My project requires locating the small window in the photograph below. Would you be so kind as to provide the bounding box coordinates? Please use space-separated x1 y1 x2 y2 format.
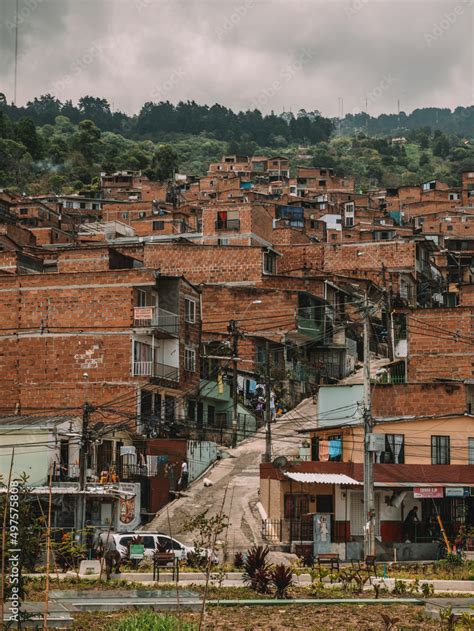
431 435 450 464
218 238 229 246
447 225 453 231
319 180 326 187
153 220 164 231
468 437 474 465
122 212 129 219
263 252 276 274
185 298 196 323
185 347 196 372
139 211 146 219
80 202 86 209
187 400 196 422
19 208 28 215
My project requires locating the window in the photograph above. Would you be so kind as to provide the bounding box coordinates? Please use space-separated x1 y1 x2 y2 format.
122 212 129 219
311 435 342 461
80 202 86 209
153 220 164 231
468 438 474 465
139 211 146 219
65 201 73 209
185 347 196 372
382 434 405 464
316 495 333 513
208 405 215 427
345 216 354 227
19 208 28 215
187 400 196 422
164 396 175 423
431 435 450 464
318 180 326 187
447 225 453 231
263 252 276 274
449 193 460 201
284 494 309 518
218 238 229 246
185 298 197 323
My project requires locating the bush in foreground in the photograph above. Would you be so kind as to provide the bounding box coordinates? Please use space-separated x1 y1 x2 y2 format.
111 611 196 630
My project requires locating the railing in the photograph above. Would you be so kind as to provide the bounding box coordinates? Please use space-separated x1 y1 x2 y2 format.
132 361 179 381
215 218 240 231
262 517 314 543
133 306 179 335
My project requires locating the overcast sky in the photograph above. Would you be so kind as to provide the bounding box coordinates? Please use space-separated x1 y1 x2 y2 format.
0 0 472 117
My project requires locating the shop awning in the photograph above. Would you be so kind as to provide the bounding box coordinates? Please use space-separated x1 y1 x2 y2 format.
284 472 361 485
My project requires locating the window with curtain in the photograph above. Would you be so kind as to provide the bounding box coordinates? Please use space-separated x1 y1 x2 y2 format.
311 435 342 461
383 434 405 463
431 435 450 464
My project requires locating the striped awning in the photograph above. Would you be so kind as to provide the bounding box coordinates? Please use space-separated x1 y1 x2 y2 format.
284 472 361 485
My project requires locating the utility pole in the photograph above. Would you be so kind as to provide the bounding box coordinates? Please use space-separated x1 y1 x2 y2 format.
228 320 240 448
363 289 376 557
382 263 395 361
264 340 272 462
78 401 92 541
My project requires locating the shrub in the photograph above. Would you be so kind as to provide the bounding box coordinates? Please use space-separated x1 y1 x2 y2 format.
271 564 294 598
113 611 196 630
243 545 272 593
233 552 244 569
392 579 407 595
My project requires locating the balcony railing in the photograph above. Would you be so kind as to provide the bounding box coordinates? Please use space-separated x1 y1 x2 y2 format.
133 306 179 335
215 218 240 231
132 361 179 381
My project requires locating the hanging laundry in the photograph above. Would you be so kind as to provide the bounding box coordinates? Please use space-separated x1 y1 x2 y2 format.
319 438 329 461
328 437 342 460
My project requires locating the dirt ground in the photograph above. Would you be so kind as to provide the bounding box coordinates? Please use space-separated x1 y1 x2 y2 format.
72 604 443 630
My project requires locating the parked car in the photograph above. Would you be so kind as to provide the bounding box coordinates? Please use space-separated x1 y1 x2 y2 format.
98 532 194 561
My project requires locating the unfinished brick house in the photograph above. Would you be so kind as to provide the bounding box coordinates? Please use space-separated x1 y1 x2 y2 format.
0 244 201 437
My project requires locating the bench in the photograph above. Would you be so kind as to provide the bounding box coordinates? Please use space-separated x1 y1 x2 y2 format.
153 552 179 582
315 553 340 581
351 555 378 581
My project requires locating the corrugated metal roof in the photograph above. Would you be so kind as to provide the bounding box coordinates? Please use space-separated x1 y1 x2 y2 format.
284 472 361 485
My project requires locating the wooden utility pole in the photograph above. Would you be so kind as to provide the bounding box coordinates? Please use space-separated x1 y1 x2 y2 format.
43 464 54 630
78 402 92 541
363 289 376 557
1 449 15 628
228 320 240 448
264 340 272 463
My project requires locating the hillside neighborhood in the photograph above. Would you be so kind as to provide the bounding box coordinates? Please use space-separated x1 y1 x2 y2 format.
1 156 473 570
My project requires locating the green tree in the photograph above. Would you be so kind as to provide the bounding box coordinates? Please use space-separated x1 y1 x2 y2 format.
16 117 43 160
73 119 101 163
146 144 179 181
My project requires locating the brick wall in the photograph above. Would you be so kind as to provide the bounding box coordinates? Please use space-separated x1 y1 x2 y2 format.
372 383 466 418
406 307 474 381
143 242 265 284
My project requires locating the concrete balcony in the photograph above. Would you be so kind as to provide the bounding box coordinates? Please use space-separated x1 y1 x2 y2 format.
133 306 179 335
132 360 179 382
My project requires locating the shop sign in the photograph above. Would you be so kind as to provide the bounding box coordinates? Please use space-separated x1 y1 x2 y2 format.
413 486 444 499
445 487 470 498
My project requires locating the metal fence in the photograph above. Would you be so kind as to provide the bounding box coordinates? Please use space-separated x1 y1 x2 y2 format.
262 517 314 543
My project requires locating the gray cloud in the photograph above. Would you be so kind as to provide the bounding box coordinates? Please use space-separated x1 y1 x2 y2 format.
0 0 472 116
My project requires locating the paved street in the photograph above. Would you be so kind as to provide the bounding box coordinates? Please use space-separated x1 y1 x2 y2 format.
144 398 315 554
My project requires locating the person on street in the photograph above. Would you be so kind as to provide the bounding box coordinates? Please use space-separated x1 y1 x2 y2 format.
403 505 420 542
179 460 189 491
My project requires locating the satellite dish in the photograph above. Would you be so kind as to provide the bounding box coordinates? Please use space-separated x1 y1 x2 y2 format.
272 456 289 469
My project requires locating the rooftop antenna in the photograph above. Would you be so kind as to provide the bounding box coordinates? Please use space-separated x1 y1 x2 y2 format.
13 0 19 105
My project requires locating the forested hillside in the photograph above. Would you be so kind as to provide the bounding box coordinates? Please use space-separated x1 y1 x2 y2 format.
1 94 473 194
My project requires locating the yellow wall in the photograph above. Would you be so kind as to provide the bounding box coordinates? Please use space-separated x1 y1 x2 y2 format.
313 415 472 464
